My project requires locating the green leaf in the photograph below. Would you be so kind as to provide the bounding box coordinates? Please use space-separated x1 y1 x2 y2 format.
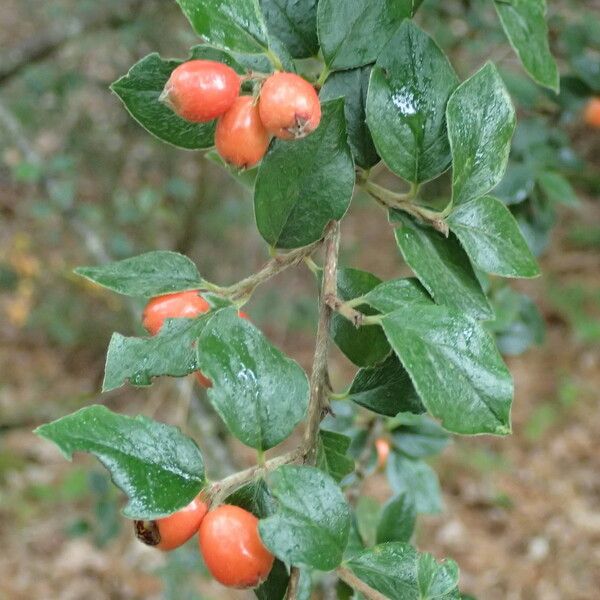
494 0 559 92
197 308 309 450
103 315 213 392
226 479 278 518
260 0 318 58
390 413 450 458
330 268 391 367
111 51 221 150
447 63 516 206
176 0 269 54
356 496 381 548
75 251 204 298
255 560 290 600
392 212 493 320
366 21 459 183
347 543 460 599
316 430 355 482
376 493 416 544
205 150 259 190
537 171 580 207
254 100 355 249
381 305 513 435
362 277 432 314
348 354 425 417
317 0 412 71
386 454 442 514
35 406 205 519
447 196 540 278
320 67 379 169
259 466 351 570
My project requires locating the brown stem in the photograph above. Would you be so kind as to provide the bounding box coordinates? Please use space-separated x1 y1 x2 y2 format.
336 567 390 600
325 294 364 327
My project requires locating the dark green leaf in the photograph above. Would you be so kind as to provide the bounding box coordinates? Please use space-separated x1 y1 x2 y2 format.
75 251 204 298
356 496 381 548
494 0 559 91
226 479 278 518
363 277 432 314
255 560 289 600
254 100 355 248
111 53 215 150
492 162 534 205
103 315 213 392
381 305 513 435
320 66 379 169
197 308 309 450
347 543 460 599
317 0 412 71
386 454 442 514
317 430 355 482
176 0 268 54
537 171 580 207
447 196 540 278
366 21 459 183
348 354 425 417
390 413 450 458
35 406 205 519
376 493 416 543
392 212 493 320
259 465 351 570
260 0 318 58
330 268 391 367
447 63 516 206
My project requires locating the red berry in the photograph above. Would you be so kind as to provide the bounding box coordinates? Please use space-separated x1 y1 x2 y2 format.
160 60 240 123
199 505 274 588
584 97 600 128
258 72 321 140
135 494 209 551
215 96 270 168
142 290 210 336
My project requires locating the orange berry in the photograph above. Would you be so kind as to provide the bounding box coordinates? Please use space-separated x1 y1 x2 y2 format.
584 97 600 128
160 60 240 123
142 290 210 336
258 72 321 139
375 438 390 470
199 505 274 588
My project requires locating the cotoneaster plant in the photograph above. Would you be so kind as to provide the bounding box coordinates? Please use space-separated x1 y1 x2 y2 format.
35 1 561 598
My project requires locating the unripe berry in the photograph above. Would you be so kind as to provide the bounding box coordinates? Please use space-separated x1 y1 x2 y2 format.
142 290 210 336
215 96 270 168
160 60 240 123
584 97 600 128
135 494 209 551
375 438 390 470
199 505 274 588
258 72 321 139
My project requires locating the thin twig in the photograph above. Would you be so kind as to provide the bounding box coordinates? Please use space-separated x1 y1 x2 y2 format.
336 567 389 600
325 294 365 327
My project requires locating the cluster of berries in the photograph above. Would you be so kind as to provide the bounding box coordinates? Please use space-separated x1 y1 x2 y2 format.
161 60 322 168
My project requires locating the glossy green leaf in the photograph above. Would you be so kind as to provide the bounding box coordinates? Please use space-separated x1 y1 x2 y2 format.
197 308 309 450
537 171 580 207
330 268 391 367
75 251 204 297
390 413 450 458
376 493 416 544
493 162 534 205
317 0 413 71
259 466 351 570
320 67 379 169
254 100 354 249
381 305 513 435
348 354 424 417
255 560 290 600
494 0 559 92
226 479 278 518
447 196 540 278
447 63 516 206
176 0 268 54
111 52 217 149
260 0 318 58
347 543 460 599
363 277 432 314
366 22 459 183
386 453 442 514
392 212 493 320
317 430 355 482
35 405 205 519
103 315 213 392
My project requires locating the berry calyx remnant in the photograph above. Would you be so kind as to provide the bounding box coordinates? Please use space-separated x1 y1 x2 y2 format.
258 72 321 140
160 60 240 123
215 96 271 169
198 504 274 588
134 494 209 551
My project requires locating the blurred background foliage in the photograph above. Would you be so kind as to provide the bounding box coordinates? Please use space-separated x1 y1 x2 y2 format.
0 0 599 599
